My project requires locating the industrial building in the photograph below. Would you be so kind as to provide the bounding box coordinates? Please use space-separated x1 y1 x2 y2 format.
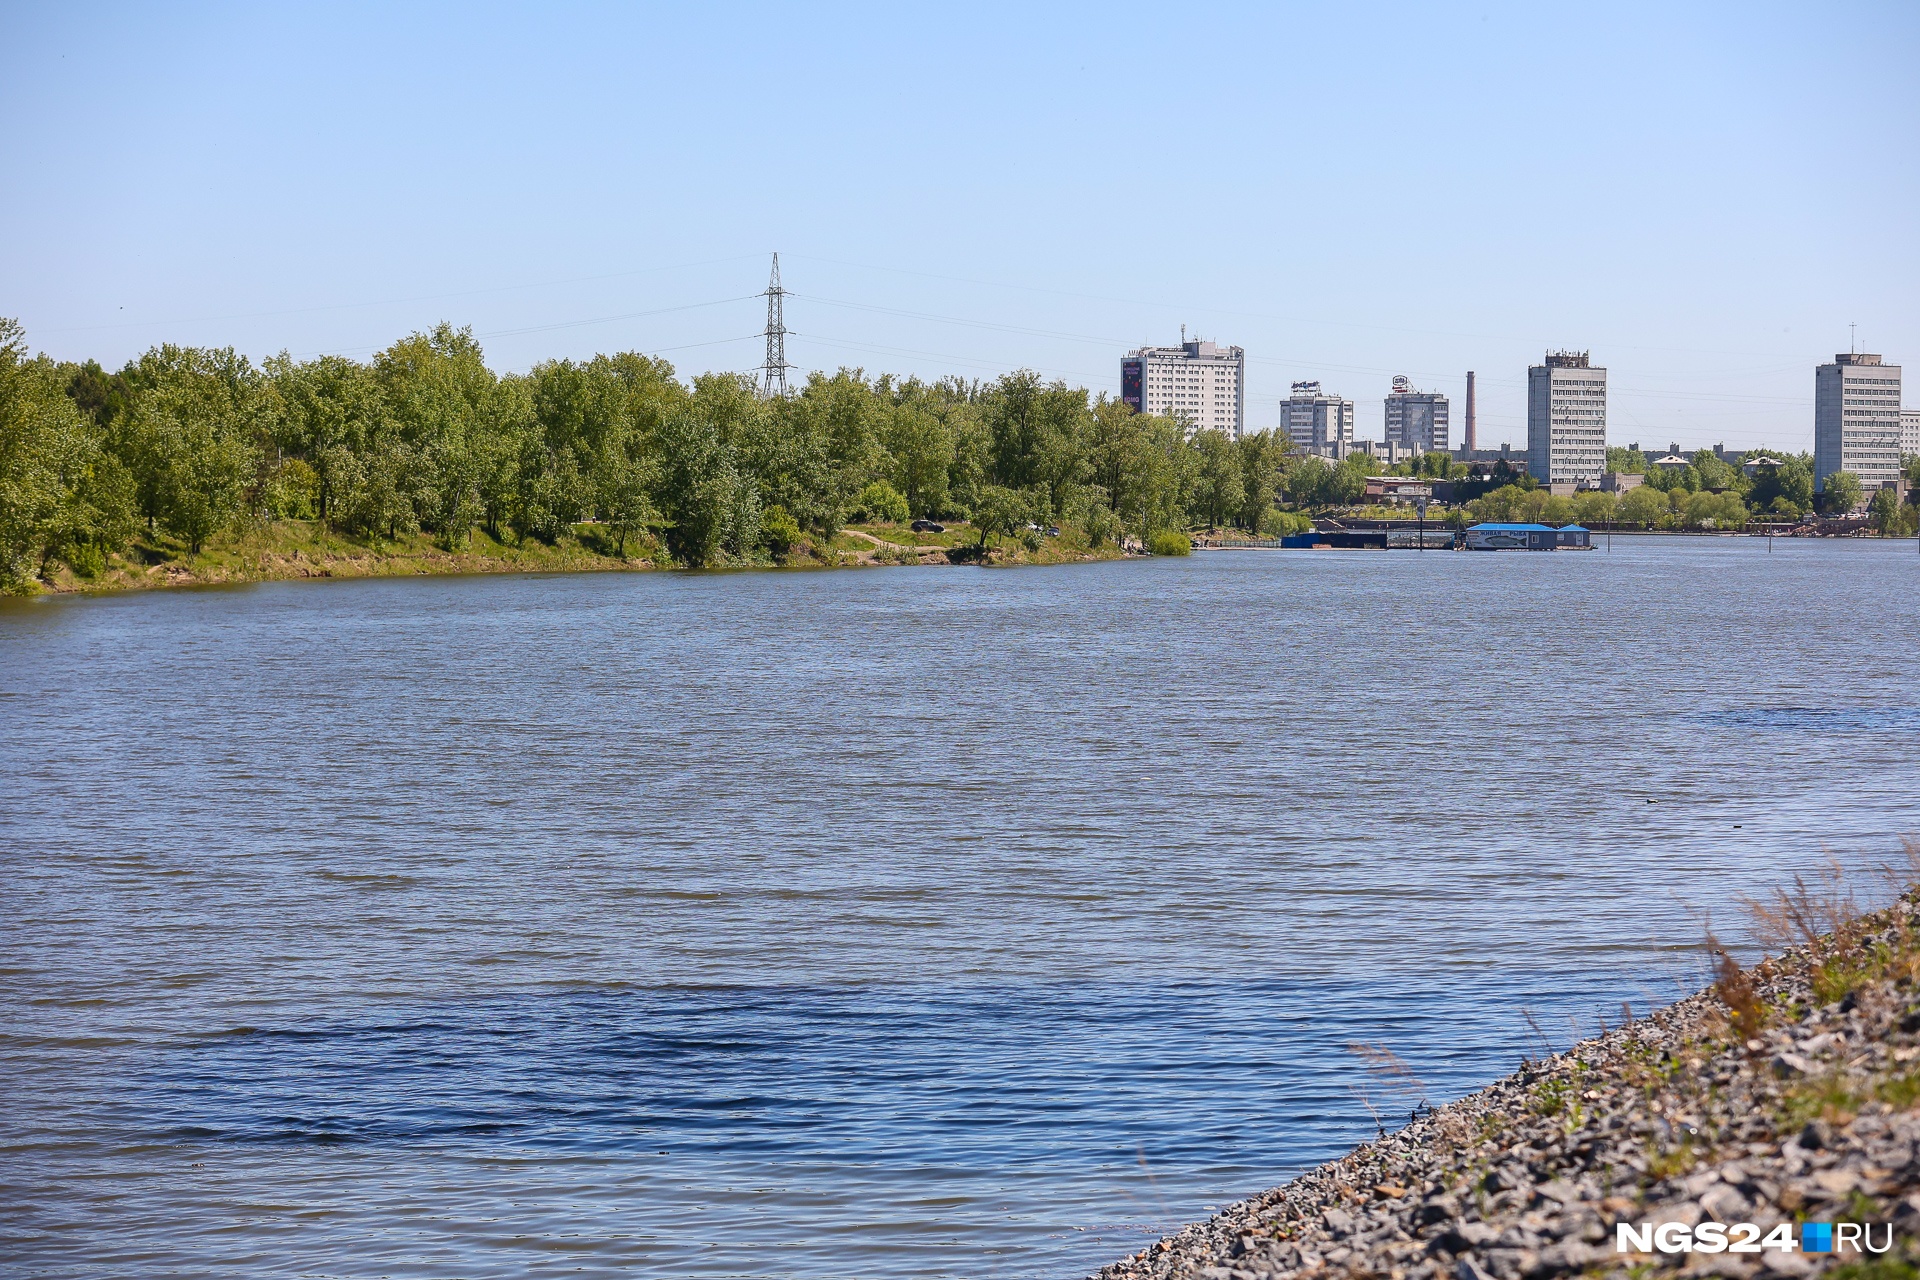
1526 352 1607 488
1383 376 1449 453
1121 337 1246 438
1815 353 1903 496
1281 381 1355 454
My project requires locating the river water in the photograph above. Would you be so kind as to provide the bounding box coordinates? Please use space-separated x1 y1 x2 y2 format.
3 536 1917 1279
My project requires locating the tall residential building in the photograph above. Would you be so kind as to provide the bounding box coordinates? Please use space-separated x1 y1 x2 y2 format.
1383 375 1450 453
1526 351 1607 487
1903 408 1920 459
1815 353 1903 493
1280 381 1355 453
1120 338 1246 438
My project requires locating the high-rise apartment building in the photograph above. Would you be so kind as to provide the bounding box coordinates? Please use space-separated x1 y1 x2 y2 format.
1526 351 1607 488
1383 375 1449 453
1815 354 1904 494
1280 381 1355 453
1902 408 1920 460
1121 338 1245 438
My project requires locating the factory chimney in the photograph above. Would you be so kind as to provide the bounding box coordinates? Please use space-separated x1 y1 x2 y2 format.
1464 371 1477 454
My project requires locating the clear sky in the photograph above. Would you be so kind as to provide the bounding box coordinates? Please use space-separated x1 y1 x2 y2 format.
3 1 1916 452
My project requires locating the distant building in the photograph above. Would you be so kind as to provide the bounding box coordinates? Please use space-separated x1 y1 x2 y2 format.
1363 476 1433 504
1527 351 1607 488
1814 353 1902 493
1121 338 1246 438
1903 408 1920 459
1648 453 1692 473
1328 440 1420 465
1383 376 1450 453
1282 381 1355 453
1598 471 1644 494
1457 443 1526 468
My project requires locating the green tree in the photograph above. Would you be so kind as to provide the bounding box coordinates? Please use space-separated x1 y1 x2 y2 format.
1283 455 1335 508
754 370 876 539
1471 484 1517 523
0 320 131 588
1746 456 1813 515
1869 486 1901 535
120 345 269 553
1189 429 1243 530
877 382 955 518
761 504 803 558
1820 470 1864 516
654 408 754 567
1147 529 1192 556
269 353 389 524
853 480 909 524
1087 398 1153 526
1235 431 1286 529
970 484 1031 547
62 359 134 431
338 439 421 541
1082 500 1121 547
1329 454 1370 506
1571 489 1618 527
978 371 1091 519
1605 446 1649 474
1132 415 1197 535
1690 449 1743 494
1618 485 1668 527
1683 489 1746 530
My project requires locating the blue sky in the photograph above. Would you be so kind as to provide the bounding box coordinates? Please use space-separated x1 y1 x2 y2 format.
2 1 1915 451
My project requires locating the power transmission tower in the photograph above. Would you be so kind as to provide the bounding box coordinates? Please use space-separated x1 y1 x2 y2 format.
760 253 792 398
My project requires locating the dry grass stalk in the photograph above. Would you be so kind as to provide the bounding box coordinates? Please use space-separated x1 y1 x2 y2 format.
1741 857 1860 955
1346 1042 1430 1137
1708 936 1766 1046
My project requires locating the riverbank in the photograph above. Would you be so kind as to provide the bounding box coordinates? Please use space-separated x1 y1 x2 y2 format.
28 518 1128 595
1094 871 1920 1280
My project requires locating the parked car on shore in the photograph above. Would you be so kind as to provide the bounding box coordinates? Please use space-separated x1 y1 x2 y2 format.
910 520 945 533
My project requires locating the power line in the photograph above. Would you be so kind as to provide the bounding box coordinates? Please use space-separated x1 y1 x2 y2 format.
37 253 768 336
784 251 1824 362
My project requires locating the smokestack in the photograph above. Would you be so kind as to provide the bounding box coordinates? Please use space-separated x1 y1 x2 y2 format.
1464 371 1477 454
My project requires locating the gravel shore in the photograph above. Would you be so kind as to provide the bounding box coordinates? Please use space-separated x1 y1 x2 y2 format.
1093 885 1920 1279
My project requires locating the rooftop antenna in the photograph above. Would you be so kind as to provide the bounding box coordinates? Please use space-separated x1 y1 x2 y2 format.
760 253 792 399
1849 322 1857 355
1181 323 1187 344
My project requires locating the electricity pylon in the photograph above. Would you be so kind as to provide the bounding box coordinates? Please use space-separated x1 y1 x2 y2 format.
760 253 792 398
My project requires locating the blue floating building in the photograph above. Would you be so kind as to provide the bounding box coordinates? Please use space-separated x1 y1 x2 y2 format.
1464 523 1592 551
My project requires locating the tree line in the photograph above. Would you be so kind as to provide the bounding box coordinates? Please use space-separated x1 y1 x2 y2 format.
12 318 1914 592
2 319 1336 591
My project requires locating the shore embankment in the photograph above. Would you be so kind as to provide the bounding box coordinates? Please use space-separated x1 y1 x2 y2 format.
29 519 1127 595
1094 881 1920 1280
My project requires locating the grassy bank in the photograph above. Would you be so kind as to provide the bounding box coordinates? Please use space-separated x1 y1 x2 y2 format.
32 517 1130 595
1097 861 1920 1280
